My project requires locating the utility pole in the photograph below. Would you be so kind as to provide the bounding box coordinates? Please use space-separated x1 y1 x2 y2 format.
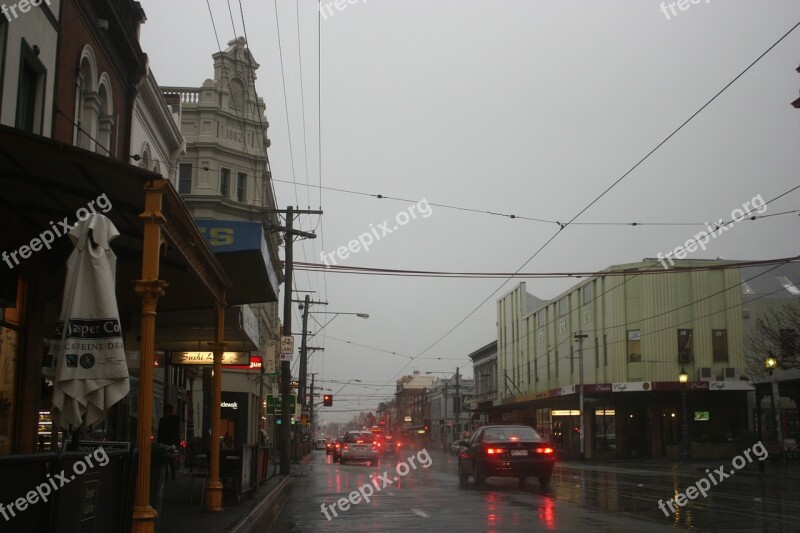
276 205 321 475
293 297 327 413
442 381 448 452
298 295 310 410
309 372 317 442
454 368 460 442
574 331 588 461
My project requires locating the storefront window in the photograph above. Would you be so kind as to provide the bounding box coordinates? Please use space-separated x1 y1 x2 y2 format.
595 409 616 451
0 279 24 456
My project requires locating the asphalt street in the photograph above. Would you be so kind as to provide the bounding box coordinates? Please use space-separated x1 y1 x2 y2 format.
258 447 800 532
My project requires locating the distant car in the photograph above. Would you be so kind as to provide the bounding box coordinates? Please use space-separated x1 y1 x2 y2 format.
332 435 345 462
325 439 336 454
340 431 379 466
380 434 396 456
315 438 327 450
457 425 555 489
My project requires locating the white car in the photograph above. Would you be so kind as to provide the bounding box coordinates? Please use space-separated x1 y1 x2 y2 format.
315 438 327 450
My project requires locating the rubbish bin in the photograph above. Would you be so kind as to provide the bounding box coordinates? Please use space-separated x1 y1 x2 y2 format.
150 443 175 533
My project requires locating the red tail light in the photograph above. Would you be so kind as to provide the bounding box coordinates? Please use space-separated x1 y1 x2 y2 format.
535 447 554 454
344 444 349 450
486 447 505 455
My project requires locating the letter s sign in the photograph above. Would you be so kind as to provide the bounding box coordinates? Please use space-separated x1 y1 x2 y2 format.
209 228 234 246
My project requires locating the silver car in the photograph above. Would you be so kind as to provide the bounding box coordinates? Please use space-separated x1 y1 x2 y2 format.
340 431 379 466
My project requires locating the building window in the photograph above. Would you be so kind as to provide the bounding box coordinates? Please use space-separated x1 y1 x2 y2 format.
583 283 592 305
16 40 46 134
627 330 641 362
595 336 599 368
220 168 230 197
570 344 574 374
712 330 728 362
179 164 192 194
237 172 246 202
678 329 693 363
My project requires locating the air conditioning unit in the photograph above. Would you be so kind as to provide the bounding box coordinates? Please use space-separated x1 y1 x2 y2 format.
698 367 713 381
723 368 739 381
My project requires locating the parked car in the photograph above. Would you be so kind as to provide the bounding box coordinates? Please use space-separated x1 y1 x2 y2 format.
332 435 345 462
315 438 327 450
457 425 555 489
340 431 379 466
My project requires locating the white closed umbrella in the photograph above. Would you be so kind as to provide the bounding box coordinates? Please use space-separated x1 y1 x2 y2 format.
43 214 129 431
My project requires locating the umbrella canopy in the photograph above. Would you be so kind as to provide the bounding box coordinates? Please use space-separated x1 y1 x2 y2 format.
43 214 129 431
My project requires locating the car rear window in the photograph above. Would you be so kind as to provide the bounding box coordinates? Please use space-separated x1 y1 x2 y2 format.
345 432 374 443
483 427 542 441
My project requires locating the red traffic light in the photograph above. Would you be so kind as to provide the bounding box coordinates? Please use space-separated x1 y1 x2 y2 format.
323 394 333 406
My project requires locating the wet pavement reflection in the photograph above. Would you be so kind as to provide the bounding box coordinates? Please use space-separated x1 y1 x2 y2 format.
263 448 800 532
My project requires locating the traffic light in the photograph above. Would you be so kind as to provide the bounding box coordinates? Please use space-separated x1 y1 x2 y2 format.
323 394 333 406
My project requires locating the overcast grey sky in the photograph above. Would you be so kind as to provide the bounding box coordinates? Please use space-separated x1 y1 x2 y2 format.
139 0 800 422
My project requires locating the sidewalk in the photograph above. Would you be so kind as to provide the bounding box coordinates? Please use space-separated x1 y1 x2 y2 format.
556 457 800 481
157 453 311 532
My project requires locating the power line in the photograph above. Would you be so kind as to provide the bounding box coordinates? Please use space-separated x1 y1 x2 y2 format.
366 19 800 400
291 256 799 279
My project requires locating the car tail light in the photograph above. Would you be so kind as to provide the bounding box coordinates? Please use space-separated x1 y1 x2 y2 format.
344 444 349 450
486 447 505 455
535 447 554 454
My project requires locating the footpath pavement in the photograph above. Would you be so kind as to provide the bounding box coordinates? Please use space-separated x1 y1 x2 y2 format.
555 456 800 481
157 453 311 533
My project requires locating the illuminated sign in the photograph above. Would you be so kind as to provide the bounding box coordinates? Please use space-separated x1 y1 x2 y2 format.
225 355 263 371
171 351 249 366
221 401 238 410
694 411 710 421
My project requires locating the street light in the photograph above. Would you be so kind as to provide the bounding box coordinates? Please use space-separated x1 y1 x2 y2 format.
764 356 782 462
308 312 369 340
678 367 690 461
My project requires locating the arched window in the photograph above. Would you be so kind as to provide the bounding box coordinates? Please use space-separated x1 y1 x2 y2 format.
140 143 151 169
229 78 245 112
96 73 114 156
74 46 98 150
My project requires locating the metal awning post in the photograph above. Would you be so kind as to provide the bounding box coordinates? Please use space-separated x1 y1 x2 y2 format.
204 300 226 511
131 181 169 533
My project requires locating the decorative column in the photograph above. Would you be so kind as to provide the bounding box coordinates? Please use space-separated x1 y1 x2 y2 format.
131 182 169 533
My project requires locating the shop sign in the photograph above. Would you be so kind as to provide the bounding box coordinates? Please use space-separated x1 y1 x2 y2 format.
171 351 249 365
612 381 651 392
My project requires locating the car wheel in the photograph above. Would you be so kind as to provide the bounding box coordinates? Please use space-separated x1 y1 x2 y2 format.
340 458 346 465
538 471 552 489
474 462 486 488
458 462 469 487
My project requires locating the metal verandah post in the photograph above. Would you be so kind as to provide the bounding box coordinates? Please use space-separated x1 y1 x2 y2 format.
131 182 169 533
204 300 226 511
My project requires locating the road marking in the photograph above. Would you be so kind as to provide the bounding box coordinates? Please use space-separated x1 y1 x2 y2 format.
411 508 429 518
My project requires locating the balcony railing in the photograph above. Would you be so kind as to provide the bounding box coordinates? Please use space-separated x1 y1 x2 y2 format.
161 86 201 104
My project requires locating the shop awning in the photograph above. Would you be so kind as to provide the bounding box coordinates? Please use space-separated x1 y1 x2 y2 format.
0 125 230 312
